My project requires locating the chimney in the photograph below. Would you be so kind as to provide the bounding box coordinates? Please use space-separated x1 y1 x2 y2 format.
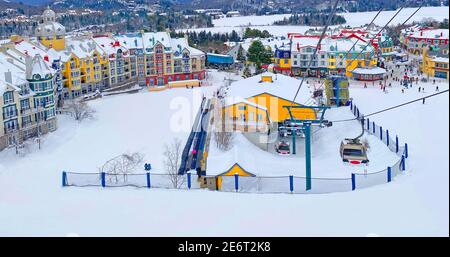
420 31 423 36
4 70 12 84
440 32 443 37
25 55 33 80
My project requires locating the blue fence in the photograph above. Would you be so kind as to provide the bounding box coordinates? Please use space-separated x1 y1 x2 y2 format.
62 102 408 194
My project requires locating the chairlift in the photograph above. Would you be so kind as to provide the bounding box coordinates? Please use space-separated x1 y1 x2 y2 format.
340 117 369 165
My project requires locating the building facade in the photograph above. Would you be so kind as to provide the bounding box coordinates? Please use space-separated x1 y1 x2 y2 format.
0 52 57 151
421 44 449 79
401 26 449 55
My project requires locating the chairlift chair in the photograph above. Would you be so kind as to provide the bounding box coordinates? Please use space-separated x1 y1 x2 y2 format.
340 117 369 165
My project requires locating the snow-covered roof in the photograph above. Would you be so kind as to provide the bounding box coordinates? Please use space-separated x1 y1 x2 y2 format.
66 37 105 59
224 96 268 111
226 72 312 105
12 40 56 63
93 36 129 56
406 28 449 40
142 32 172 49
291 36 374 53
0 52 27 94
433 57 449 63
115 33 144 49
241 37 290 53
29 54 53 79
170 37 204 56
352 67 386 75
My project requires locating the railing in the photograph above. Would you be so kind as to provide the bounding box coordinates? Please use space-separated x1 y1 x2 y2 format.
62 101 408 194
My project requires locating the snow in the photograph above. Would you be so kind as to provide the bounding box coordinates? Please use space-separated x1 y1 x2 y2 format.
433 57 449 63
0 52 27 92
0 65 448 236
340 6 449 27
178 7 449 37
352 67 387 75
223 96 268 110
405 28 449 40
207 106 399 178
225 72 311 105
30 54 53 78
212 14 292 27
93 36 128 56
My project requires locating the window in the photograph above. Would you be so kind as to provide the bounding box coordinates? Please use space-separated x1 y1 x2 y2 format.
249 112 254 121
3 105 17 119
20 99 30 110
3 91 14 105
238 105 246 110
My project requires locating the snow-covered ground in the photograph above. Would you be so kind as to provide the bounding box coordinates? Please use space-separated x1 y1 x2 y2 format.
0 69 448 236
178 6 449 37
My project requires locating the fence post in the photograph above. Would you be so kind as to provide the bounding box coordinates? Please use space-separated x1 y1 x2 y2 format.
350 101 353 110
351 173 356 191
387 167 392 182
187 172 192 189
234 174 239 192
367 118 370 130
401 155 406 171
372 121 375 134
405 143 409 159
101 172 106 187
396 136 399 153
62 171 67 187
386 130 389 146
289 175 294 193
380 126 383 141
146 172 151 188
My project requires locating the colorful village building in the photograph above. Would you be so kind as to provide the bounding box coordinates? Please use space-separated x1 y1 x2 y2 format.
1 8 207 100
290 35 378 78
401 26 449 55
219 72 317 133
0 52 57 151
421 44 449 79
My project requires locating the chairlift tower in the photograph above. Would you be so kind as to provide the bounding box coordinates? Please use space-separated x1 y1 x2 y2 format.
283 105 332 190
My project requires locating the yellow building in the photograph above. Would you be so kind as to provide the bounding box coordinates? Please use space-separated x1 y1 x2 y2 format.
222 97 270 132
421 46 449 80
201 163 255 190
221 73 317 132
35 8 66 51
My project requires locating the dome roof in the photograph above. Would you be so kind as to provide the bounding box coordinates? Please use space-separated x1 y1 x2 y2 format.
36 7 65 37
43 8 56 20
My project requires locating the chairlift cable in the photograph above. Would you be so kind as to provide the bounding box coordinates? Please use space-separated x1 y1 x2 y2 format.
331 89 449 123
290 0 341 105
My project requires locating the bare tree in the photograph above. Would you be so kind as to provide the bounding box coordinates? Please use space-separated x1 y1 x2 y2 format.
66 101 95 122
100 152 144 184
163 138 185 189
214 131 235 151
212 96 235 151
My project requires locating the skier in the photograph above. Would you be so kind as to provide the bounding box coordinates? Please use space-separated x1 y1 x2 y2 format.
418 87 421 92
422 98 426 104
433 79 436 84
401 88 405 93
364 82 367 88
436 86 439 92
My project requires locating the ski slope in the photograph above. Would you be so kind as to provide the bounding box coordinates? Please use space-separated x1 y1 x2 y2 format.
0 71 448 236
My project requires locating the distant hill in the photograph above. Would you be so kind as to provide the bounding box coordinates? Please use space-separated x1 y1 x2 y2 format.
3 0 53 6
